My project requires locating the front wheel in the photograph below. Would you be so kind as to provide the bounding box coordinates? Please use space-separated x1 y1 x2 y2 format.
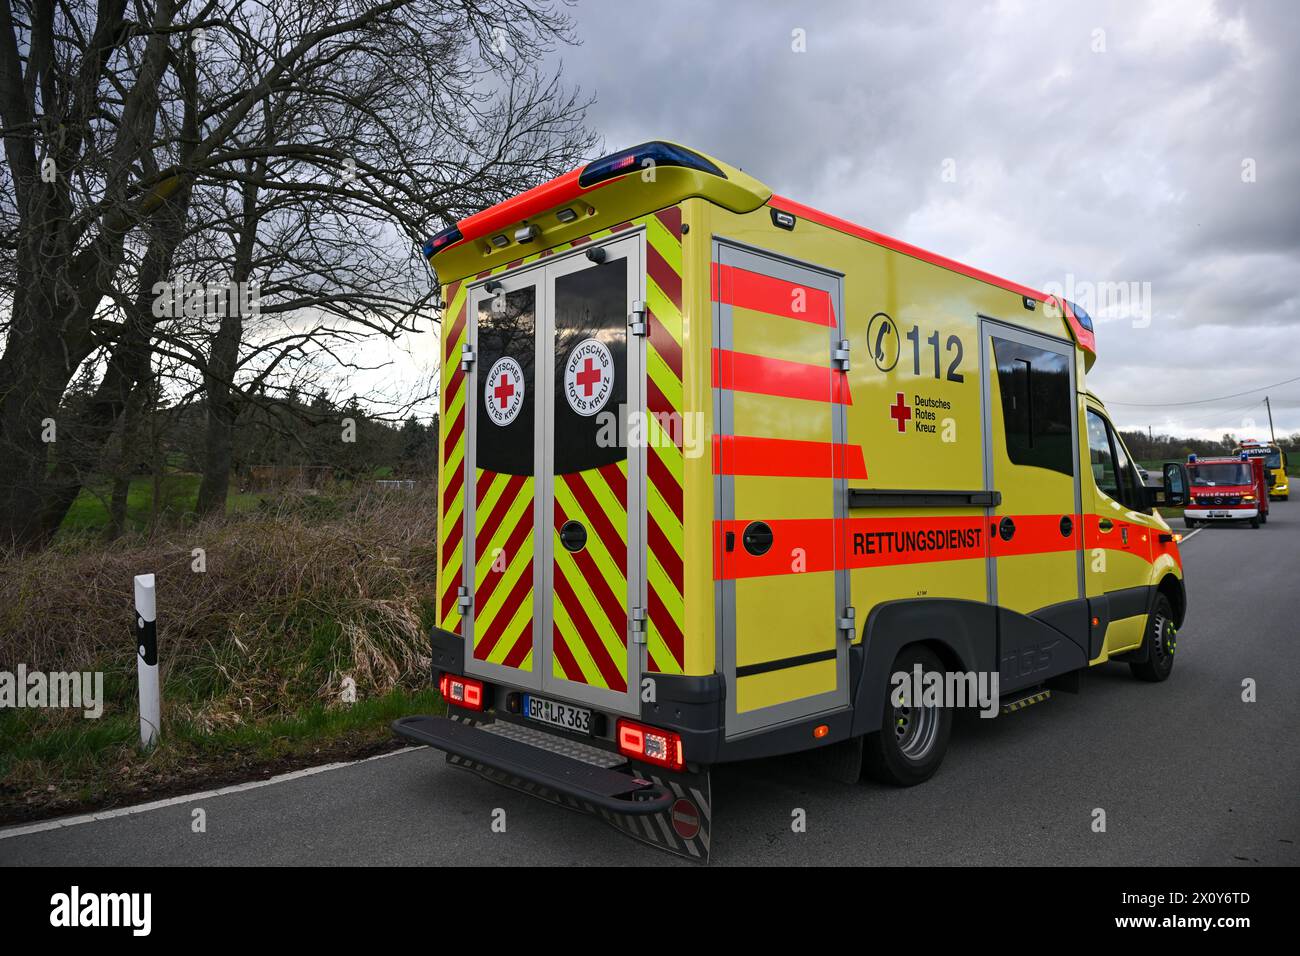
862 645 953 786
1130 593 1177 682
1183 517 1197 529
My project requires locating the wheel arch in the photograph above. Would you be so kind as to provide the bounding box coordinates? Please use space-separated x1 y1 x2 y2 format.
1154 572 1187 628
851 598 998 737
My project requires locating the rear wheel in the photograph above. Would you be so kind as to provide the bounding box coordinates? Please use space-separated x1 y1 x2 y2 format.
1130 593 1177 682
862 645 953 786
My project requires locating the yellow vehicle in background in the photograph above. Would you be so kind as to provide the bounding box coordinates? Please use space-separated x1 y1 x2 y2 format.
1235 439 1289 500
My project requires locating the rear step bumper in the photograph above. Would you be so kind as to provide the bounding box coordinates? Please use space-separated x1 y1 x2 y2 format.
393 715 674 814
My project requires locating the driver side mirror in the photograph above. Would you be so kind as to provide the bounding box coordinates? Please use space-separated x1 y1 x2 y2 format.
1157 462 1189 507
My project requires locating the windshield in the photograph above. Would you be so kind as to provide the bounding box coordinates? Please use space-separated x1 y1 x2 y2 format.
1191 463 1251 486
1265 451 1282 469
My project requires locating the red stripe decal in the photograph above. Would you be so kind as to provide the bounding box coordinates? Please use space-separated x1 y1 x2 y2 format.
646 377 683 450
647 445 684 519
441 505 463 571
442 410 464 472
440 574 461 622
711 262 836 327
713 435 867 479
443 302 467 362
445 362 465 400
551 567 626 691
441 458 464 519
596 462 627 510
475 558 534 661
501 614 534 669
561 475 627 572
550 622 586 683
647 584 685 666
474 474 526 561
647 518 685 594
553 497 627 644
474 488 534 614
767 195 1047 304
712 348 852 405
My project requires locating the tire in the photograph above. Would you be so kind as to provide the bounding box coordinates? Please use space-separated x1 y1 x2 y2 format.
1183 517 1197 529
862 645 953 786
1261 510 1268 524
1130 593 1177 682
1250 515 1260 528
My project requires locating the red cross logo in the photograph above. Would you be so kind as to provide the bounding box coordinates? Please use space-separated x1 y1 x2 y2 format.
576 357 602 396
889 392 911 433
493 373 515 409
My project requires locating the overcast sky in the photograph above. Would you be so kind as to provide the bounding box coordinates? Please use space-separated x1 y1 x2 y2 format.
384 0 1299 441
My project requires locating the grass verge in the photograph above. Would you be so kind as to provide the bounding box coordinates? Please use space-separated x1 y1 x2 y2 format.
0 486 441 825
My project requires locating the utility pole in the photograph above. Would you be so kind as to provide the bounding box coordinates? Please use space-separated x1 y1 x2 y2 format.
1265 395 1276 444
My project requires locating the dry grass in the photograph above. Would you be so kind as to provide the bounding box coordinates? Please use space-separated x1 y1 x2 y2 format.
0 486 443 820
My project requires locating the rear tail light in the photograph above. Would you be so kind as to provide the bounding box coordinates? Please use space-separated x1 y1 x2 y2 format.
439 673 485 711
616 719 684 771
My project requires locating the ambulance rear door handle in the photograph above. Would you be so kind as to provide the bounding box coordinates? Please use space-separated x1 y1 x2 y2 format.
1121 527 1128 545
725 531 735 553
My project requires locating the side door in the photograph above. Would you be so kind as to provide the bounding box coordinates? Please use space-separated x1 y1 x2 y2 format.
540 235 645 715
1083 406 1150 654
713 241 852 738
982 322 1083 616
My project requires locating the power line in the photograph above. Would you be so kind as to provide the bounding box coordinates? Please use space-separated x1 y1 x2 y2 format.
1106 374 1300 407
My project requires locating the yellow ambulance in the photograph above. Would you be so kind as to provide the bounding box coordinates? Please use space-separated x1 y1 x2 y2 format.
394 141 1190 860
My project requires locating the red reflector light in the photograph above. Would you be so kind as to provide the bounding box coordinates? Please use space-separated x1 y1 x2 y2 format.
616 719 684 771
438 673 485 711
813 724 830 739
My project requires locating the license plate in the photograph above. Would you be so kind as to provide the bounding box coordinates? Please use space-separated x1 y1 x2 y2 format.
522 694 592 735
1209 511 1231 518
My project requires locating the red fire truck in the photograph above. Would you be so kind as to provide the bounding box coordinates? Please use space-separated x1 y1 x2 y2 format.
1183 452 1269 529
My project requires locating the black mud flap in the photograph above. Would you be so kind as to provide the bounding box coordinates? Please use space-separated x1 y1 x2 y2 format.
395 714 712 863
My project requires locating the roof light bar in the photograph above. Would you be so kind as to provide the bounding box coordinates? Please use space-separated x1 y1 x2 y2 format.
578 141 726 189
422 224 463 258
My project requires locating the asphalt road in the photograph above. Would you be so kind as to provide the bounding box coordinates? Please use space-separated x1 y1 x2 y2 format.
4 508 1298 866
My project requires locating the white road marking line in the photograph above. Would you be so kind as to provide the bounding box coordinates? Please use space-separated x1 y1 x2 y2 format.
0 746 421 841
1180 527 1204 543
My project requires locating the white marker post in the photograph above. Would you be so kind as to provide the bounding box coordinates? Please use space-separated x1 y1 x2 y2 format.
134 574 160 748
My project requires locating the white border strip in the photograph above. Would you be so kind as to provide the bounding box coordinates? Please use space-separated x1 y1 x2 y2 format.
0 746 421 841
1180 527 1204 543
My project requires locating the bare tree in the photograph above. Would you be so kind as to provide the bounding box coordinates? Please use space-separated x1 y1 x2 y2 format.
0 0 594 549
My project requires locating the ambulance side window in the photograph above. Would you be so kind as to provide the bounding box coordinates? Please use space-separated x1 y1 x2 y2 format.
1086 410 1120 500
992 338 1073 477
1086 409 1141 508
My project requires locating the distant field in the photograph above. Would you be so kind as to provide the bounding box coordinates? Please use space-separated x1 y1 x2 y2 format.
60 474 266 537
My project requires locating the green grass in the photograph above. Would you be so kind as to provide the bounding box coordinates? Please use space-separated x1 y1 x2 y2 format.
59 474 263 536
